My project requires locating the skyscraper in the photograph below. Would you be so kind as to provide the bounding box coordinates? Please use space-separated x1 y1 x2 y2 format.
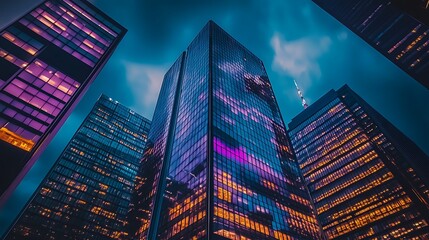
127 21 322 240
3 94 150 240
312 0 429 89
288 85 429 239
0 0 126 205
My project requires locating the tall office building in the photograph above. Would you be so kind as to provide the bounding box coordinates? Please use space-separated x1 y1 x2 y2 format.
126 21 322 240
312 0 429 89
288 85 429 239
3 95 151 240
0 0 126 205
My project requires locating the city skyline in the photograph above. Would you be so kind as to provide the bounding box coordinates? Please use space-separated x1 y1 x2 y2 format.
1 0 429 237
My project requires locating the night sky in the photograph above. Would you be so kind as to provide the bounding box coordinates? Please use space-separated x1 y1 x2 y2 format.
1 0 429 235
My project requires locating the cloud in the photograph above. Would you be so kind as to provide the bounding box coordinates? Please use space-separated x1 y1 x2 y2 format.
337 31 348 41
270 33 331 88
123 61 166 117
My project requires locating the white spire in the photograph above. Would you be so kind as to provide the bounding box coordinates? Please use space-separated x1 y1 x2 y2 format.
293 79 308 109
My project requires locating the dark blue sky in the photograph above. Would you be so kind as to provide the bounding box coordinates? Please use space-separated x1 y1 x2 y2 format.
1 0 429 234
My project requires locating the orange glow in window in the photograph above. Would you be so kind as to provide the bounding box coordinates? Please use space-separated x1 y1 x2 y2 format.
0 127 35 151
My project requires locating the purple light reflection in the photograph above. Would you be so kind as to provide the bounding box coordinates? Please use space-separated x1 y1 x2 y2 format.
213 137 247 163
215 90 274 131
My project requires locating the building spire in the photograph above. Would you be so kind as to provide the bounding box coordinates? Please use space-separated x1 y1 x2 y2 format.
294 79 308 109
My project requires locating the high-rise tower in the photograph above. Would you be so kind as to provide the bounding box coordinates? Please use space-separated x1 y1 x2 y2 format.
288 85 429 239
313 0 429 89
3 95 150 239
127 21 322 240
0 0 126 205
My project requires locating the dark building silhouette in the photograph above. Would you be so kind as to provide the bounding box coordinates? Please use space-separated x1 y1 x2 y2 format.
126 21 323 240
3 95 150 239
0 0 126 206
313 0 429 89
288 85 429 239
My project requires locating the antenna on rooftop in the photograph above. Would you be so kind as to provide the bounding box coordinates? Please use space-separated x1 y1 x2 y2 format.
294 79 308 109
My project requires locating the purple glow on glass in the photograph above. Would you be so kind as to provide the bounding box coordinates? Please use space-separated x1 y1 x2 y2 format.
4 108 17 118
26 63 43 76
42 103 55 115
0 94 12 103
36 113 49 122
20 3 112 67
63 95 71 102
198 92 207 101
42 2 111 49
24 118 31 125
11 101 24 110
37 92 48 101
213 137 247 163
53 90 66 100
11 79 27 89
29 121 42 130
270 138 280 148
20 93 31 103
31 97 44 108
14 114 26 122
244 72 265 85
217 61 244 74
0 60 80 123
53 39 63 47
250 114 259 123
26 87 38 95
4 84 23 97
215 90 274 129
24 22 54 41
220 114 236 125
42 84 55 94
81 57 95 67
62 0 118 37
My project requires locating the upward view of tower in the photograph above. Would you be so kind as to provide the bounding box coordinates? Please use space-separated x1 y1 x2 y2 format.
126 21 322 240
288 85 429 239
0 0 126 206
3 95 150 239
312 0 429 89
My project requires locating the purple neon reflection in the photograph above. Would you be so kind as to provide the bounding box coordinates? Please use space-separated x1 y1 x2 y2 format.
213 137 247 163
214 90 276 132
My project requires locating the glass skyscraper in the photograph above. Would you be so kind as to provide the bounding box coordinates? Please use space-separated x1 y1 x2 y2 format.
127 21 322 240
312 0 429 89
288 85 429 239
3 94 150 239
0 0 126 206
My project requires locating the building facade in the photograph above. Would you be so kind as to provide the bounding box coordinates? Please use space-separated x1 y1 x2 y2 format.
3 94 150 239
0 0 126 205
313 0 429 89
126 21 322 240
288 85 429 239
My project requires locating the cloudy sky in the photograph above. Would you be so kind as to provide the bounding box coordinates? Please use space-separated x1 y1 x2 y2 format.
1 0 429 234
